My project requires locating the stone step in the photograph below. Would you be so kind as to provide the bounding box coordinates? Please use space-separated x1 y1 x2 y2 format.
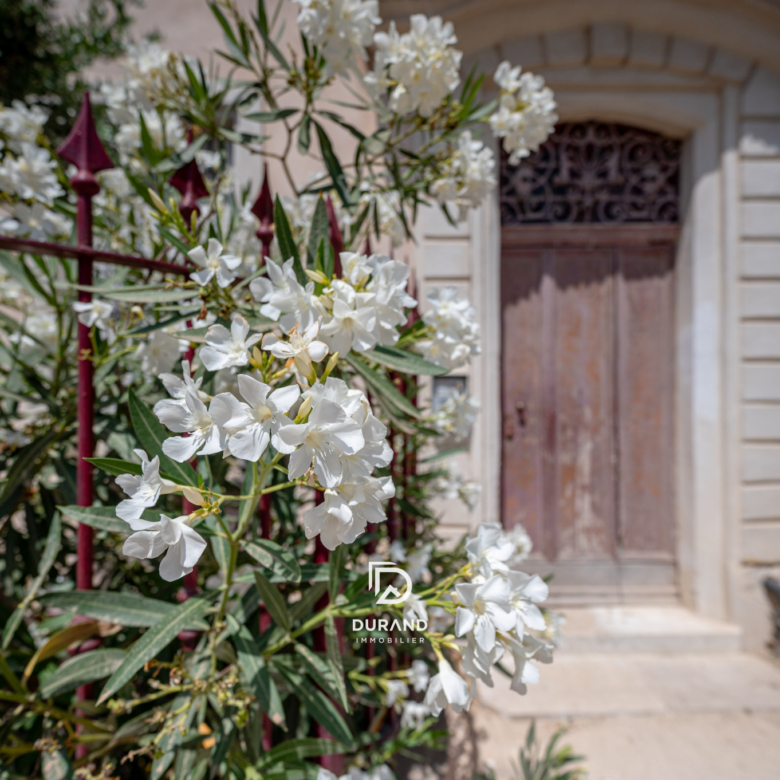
554 605 743 654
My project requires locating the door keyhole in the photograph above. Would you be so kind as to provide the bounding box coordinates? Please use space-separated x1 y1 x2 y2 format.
516 401 526 428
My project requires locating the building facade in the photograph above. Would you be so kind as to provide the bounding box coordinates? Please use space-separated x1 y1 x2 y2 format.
386 0 780 649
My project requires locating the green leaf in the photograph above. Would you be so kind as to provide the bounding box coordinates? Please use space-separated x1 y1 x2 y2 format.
98 596 211 704
297 113 311 154
370 345 448 376
306 196 329 272
345 354 420 418
273 196 306 286
294 641 348 713
41 749 74 780
125 310 200 336
157 225 194 258
256 738 345 769
244 539 301 583
289 581 328 624
39 590 196 628
253 571 290 632
128 389 198 487
84 457 140 478
314 121 351 207
230 619 286 728
38 648 126 698
0 429 58 519
244 108 299 123
276 666 356 749
58 505 131 534
325 616 349 711
2 513 60 649
328 544 345 601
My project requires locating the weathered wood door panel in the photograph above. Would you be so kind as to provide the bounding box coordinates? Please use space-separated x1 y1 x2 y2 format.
501 230 676 600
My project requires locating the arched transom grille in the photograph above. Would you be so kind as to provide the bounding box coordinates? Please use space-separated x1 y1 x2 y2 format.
500 121 682 225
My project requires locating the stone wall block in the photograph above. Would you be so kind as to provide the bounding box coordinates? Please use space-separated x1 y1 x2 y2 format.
627 30 667 69
590 23 628 67
501 36 545 70
708 49 752 83
667 37 710 74
543 29 587 66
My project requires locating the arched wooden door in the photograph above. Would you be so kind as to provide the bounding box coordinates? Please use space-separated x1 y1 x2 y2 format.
500 123 680 603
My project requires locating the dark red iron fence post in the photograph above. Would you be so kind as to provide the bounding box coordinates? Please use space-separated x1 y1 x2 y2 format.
57 92 114 592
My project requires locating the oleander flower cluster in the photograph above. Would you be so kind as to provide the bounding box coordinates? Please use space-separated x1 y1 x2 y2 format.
415 287 481 370
0 101 69 240
293 0 380 74
431 131 497 223
378 523 553 722
250 250 417 356
366 14 462 118
490 60 558 165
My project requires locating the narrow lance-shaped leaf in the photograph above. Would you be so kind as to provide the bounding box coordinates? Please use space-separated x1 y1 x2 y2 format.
229 618 286 728
39 590 203 629
58 505 131 534
244 539 301 583
314 120 351 207
98 596 211 704
307 196 329 272
370 345 449 376
255 738 345 770
38 649 126 699
274 196 306 286
2 513 61 649
253 571 290 632
276 665 356 749
345 354 420 418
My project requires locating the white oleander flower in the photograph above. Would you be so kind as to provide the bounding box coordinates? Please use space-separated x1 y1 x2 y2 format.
454 575 516 652
427 392 479 440
320 279 377 355
294 0 380 73
123 513 207 582
262 320 329 379
507 570 549 638
430 461 482 511
135 330 181 375
250 257 321 331
406 659 430 693
155 387 230 461
277 397 365 488
403 592 428 625
406 543 432 584
155 359 209 412
490 61 557 165
465 523 515 579
0 143 63 204
415 287 480 370
503 633 553 695
0 202 70 240
364 254 417 346
73 298 115 342
0 101 49 151
200 316 262 371
368 15 461 118
116 449 203 522
431 131 496 222
302 475 393 548
461 632 505 686
506 524 533 565
424 657 472 715
385 678 409 707
400 701 431 729
209 375 299 461
189 238 242 288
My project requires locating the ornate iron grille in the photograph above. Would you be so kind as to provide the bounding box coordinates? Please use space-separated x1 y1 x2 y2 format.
500 122 682 224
